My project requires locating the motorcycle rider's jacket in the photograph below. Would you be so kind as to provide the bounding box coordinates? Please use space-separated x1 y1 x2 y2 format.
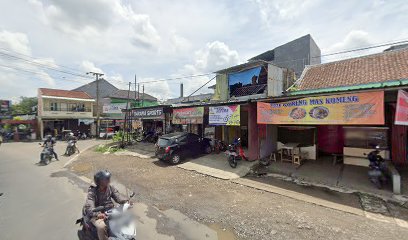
43 138 56 148
84 185 127 217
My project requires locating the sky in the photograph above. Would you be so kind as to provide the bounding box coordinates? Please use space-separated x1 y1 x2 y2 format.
0 0 407 102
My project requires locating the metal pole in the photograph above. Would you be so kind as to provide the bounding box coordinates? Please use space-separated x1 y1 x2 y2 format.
122 82 132 146
137 84 140 107
142 85 145 107
134 74 137 101
86 71 104 138
96 74 100 138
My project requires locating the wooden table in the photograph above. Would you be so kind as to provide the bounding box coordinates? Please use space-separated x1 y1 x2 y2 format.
280 143 300 163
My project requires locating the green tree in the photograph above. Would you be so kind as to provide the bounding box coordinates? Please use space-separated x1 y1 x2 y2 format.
11 97 37 115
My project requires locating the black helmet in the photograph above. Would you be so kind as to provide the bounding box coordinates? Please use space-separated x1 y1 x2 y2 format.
94 170 111 185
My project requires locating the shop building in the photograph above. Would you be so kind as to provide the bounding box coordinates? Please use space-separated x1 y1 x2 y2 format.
37 88 95 139
101 90 158 134
256 47 408 167
210 59 296 160
128 106 171 134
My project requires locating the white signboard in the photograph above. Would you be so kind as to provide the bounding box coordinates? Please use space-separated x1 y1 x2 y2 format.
209 105 240 126
103 103 127 114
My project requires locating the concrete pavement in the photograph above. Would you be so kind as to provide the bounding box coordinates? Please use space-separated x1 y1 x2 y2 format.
0 140 224 240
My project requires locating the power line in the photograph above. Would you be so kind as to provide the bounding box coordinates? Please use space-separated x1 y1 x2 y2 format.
0 51 92 79
0 47 85 74
136 73 214 84
0 64 89 84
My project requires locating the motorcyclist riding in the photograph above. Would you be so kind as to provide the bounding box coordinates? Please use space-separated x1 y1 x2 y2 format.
42 135 58 160
64 132 79 155
83 170 130 240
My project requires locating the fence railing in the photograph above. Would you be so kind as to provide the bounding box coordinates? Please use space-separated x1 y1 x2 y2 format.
43 107 92 112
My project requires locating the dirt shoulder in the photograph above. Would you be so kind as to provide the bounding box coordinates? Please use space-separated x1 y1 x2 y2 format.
68 148 408 240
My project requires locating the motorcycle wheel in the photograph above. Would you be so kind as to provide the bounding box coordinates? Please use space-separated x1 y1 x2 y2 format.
228 156 237 168
43 156 51 165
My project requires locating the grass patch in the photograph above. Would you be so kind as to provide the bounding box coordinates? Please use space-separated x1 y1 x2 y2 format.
95 144 123 153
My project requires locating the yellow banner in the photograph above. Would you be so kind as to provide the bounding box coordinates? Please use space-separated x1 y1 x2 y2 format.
258 91 384 125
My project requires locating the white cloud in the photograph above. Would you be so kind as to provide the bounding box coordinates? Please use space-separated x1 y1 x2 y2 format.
252 0 321 25
0 30 56 99
1 0 408 101
326 30 373 52
30 0 161 49
323 30 381 62
80 60 104 75
0 31 31 55
185 41 240 73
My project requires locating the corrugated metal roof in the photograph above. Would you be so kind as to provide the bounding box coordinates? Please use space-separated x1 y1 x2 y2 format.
289 79 408 96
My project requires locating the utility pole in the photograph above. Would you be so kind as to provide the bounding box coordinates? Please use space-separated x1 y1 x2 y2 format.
135 74 137 101
137 84 140 107
87 71 104 138
142 85 145 107
121 82 132 147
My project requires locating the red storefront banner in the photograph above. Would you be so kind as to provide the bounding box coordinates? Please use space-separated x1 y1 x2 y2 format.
173 107 204 124
395 90 408 125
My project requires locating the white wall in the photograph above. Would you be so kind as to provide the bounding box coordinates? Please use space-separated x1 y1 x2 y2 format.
267 64 284 97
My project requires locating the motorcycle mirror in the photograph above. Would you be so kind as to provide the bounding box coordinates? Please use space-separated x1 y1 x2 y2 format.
129 192 135 198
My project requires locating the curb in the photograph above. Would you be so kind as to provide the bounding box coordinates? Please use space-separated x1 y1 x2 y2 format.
232 178 365 216
232 178 408 228
253 172 408 206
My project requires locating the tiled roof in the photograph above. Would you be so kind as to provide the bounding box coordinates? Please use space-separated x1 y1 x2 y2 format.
298 48 408 90
109 90 157 101
39 88 93 99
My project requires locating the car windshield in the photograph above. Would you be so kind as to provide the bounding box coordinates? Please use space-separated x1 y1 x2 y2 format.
157 138 171 147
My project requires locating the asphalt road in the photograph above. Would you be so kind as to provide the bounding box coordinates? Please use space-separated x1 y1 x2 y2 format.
0 140 98 240
0 141 221 240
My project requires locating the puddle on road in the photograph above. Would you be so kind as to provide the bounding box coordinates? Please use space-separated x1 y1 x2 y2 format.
207 223 238 240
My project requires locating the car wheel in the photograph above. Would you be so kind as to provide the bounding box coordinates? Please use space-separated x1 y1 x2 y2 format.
170 154 181 165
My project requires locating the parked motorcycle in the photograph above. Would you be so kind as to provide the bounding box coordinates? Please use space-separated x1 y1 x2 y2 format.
214 139 227 154
367 145 388 189
136 130 160 143
65 139 79 156
225 138 247 168
76 192 137 240
39 143 55 165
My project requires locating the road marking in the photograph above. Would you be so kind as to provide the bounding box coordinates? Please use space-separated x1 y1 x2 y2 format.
63 144 95 168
